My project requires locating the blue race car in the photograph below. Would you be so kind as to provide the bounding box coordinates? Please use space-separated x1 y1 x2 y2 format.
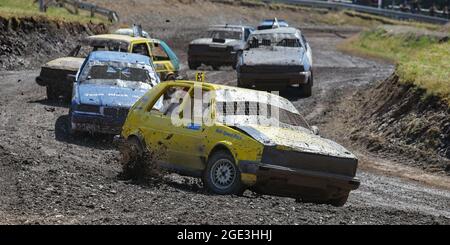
69 51 160 135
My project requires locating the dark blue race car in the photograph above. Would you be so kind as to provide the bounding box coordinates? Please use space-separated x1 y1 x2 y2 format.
69 51 160 135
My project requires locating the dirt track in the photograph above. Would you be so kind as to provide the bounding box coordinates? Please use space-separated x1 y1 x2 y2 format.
1 27 449 224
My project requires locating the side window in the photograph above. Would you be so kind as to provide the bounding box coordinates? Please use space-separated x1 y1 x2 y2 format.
301 34 308 50
132 43 151 57
152 43 170 61
244 29 251 41
151 86 190 116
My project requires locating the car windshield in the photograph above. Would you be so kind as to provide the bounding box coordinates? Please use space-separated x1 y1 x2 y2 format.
208 30 242 40
79 61 156 87
213 88 310 130
247 33 302 48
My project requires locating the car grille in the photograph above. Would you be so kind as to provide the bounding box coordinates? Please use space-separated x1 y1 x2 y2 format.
239 65 303 74
261 146 358 177
189 44 232 54
77 104 100 113
103 107 129 118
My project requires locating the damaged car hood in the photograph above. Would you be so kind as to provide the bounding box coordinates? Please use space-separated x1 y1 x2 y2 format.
77 81 152 108
44 57 85 71
242 47 303 66
190 38 242 47
236 124 356 159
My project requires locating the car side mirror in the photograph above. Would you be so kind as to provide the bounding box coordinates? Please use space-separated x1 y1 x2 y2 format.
67 74 76 83
311 126 320 136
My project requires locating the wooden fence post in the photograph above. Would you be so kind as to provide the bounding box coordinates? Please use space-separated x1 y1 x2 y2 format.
38 0 46 12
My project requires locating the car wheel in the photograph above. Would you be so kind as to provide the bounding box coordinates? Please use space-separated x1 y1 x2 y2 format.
328 193 349 207
120 137 145 180
67 111 80 137
46 86 57 100
203 150 243 195
212 65 220 71
299 75 313 98
237 79 249 88
188 61 200 70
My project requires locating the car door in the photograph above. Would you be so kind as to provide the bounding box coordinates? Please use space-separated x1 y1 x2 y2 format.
166 84 211 175
138 85 189 168
130 41 152 58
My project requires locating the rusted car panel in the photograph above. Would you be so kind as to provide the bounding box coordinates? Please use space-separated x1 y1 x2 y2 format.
188 25 254 70
236 27 314 96
120 81 359 206
35 57 85 100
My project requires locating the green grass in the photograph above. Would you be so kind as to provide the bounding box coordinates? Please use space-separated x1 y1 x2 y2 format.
0 0 107 23
340 28 450 104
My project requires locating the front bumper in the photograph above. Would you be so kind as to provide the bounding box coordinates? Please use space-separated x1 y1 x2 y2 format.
188 45 237 66
238 66 310 88
239 160 360 200
70 112 125 135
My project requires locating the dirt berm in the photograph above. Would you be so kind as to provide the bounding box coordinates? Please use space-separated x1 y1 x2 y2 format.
342 74 450 174
0 16 108 70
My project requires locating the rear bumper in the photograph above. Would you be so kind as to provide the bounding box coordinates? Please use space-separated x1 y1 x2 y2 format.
70 112 125 135
239 160 360 199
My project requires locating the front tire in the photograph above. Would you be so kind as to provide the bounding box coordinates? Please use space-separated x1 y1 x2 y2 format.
328 193 349 207
203 150 243 195
299 74 313 98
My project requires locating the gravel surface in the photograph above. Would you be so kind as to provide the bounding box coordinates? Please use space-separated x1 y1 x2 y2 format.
0 0 449 224
0 30 449 224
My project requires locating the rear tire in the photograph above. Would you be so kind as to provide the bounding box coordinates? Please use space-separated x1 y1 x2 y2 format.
203 150 243 195
188 60 200 70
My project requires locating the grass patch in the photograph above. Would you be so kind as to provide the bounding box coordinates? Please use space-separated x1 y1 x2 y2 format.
0 0 107 23
340 27 450 104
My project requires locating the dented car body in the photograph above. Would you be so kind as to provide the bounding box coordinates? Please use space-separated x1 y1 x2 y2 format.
69 51 160 134
120 80 359 206
36 34 179 101
188 25 254 70
236 27 314 96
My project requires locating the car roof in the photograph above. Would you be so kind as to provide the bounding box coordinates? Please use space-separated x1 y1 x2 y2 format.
209 24 252 31
88 51 152 64
87 34 149 43
114 28 151 38
160 80 253 91
260 19 288 24
251 27 301 35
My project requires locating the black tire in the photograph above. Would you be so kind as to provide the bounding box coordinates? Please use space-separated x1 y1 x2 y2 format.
212 65 220 71
237 79 250 88
120 137 145 180
188 60 200 70
46 86 57 100
299 75 313 98
328 193 349 207
203 150 243 195
67 110 80 137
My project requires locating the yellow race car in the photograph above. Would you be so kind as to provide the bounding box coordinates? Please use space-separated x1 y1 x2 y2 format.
119 80 360 206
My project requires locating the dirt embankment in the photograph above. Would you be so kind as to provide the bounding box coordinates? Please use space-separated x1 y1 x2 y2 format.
0 16 108 70
346 74 450 174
